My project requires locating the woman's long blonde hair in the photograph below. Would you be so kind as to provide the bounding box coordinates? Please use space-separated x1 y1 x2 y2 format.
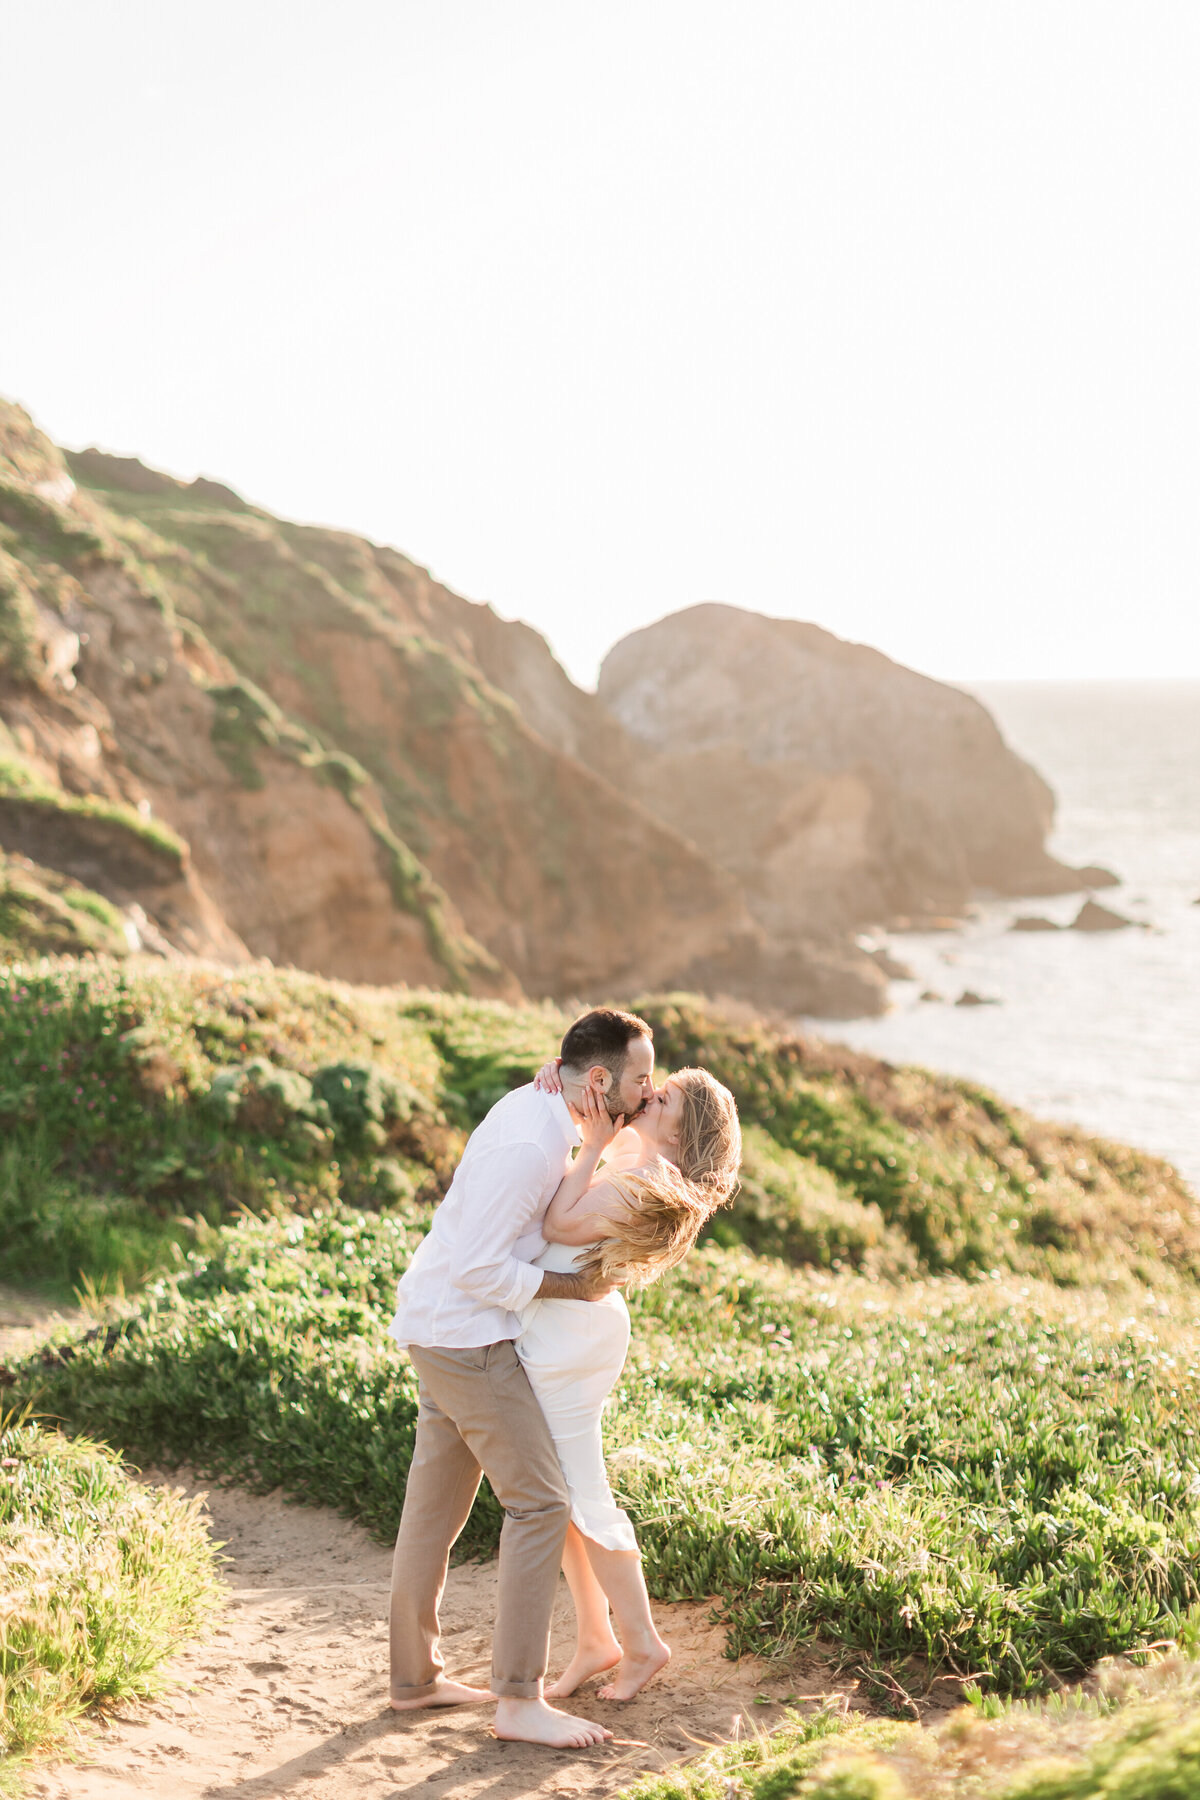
577 1067 741 1288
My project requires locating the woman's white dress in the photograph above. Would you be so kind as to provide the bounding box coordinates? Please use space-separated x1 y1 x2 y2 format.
514 1241 638 1554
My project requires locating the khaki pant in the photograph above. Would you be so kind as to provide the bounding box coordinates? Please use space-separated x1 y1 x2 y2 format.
389 1340 570 1701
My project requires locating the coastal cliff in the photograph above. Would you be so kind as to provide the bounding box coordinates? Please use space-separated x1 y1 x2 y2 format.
0 405 757 1004
1 401 1099 1016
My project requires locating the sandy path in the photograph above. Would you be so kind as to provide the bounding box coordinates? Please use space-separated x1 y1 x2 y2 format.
26 1476 865 1800
0 1283 85 1363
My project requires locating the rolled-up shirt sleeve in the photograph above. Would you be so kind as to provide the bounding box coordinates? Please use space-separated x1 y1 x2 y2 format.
450 1141 552 1312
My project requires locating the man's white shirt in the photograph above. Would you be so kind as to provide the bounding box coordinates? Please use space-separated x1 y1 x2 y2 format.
387 1083 581 1349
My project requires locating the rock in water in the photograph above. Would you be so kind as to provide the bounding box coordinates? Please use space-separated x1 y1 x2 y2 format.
956 989 1000 1006
1075 863 1120 889
1071 899 1134 932
1011 915 1062 932
868 947 915 980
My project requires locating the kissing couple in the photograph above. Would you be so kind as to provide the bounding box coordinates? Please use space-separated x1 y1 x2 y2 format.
386 1007 742 1749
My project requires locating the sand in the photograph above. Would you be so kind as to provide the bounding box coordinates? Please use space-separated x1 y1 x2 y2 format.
23 1473 868 1800
0 1283 85 1363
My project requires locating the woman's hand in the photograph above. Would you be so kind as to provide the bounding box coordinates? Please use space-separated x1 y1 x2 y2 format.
534 1056 564 1094
570 1082 623 1154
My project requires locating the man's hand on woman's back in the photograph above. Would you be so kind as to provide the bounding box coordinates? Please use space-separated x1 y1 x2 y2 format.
535 1267 621 1303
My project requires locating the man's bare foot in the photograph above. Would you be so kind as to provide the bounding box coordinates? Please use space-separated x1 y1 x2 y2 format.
389 1678 493 1711
546 1635 623 1698
494 1695 612 1747
598 1637 671 1701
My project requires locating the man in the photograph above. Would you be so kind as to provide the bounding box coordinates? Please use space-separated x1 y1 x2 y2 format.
387 1006 656 1749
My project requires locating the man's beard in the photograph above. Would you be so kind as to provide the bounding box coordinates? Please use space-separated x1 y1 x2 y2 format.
609 1092 647 1123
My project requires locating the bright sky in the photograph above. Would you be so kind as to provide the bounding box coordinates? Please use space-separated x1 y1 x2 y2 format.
5 3 1198 687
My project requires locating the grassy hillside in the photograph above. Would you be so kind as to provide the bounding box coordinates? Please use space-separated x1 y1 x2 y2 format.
53 437 758 1008
18 1213 1200 1697
0 403 504 992
2 960 1193 1297
3 957 1200 1793
3 959 1198 1637
0 958 461 1292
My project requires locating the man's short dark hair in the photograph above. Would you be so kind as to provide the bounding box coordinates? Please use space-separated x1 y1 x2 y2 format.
560 1008 652 1077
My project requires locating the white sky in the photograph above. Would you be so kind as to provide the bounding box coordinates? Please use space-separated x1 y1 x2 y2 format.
4 2 1198 687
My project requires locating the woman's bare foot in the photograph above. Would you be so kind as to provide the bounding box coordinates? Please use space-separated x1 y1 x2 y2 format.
598 1637 671 1701
546 1635 623 1698
389 1677 493 1711
494 1695 612 1747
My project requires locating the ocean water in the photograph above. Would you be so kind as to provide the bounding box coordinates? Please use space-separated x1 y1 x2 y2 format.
805 681 1200 1191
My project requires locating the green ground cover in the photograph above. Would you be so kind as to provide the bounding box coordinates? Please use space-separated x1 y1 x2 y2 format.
3 957 1200 1794
3 966 1191 1297
15 1212 1200 1699
627 1653 1200 1799
0 959 454 1292
0 1417 218 1787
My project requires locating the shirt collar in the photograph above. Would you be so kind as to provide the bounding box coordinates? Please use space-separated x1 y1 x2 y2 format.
547 1089 581 1146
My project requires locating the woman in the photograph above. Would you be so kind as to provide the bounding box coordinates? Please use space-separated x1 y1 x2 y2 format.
515 1061 741 1700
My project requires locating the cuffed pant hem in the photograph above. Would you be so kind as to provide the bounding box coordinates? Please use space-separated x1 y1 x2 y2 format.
390 1680 440 1701
489 1678 543 1699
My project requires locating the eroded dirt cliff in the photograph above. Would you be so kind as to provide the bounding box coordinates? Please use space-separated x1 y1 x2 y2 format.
1 404 1095 1017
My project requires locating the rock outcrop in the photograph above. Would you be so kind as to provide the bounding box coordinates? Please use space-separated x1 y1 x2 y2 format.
599 605 1103 965
1071 899 1135 932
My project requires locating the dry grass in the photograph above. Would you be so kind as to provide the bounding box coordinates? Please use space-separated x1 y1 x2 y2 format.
0 1416 219 1788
